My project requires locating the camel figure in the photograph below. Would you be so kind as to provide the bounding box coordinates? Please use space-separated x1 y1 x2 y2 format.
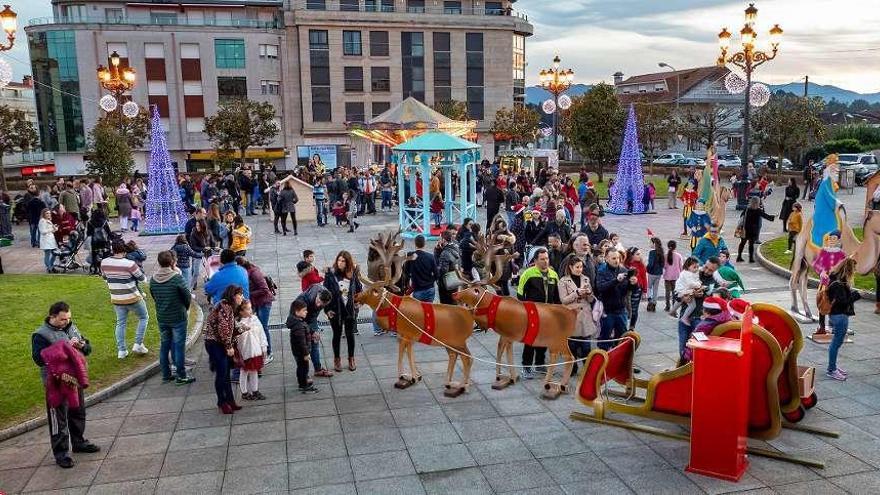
453 239 577 398
695 148 732 230
356 257 475 397
790 208 880 319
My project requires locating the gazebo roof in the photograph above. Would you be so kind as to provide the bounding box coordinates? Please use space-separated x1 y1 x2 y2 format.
369 97 453 128
393 131 481 152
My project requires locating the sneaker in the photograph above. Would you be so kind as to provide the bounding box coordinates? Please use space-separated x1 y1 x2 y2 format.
56 457 75 469
826 369 847 381
175 376 196 385
784 250 792 254
373 329 384 336
162 376 174 383
522 368 534 380
837 368 848 376
253 391 267 400
132 343 149 354
265 354 275 365
72 442 101 453
117 350 129 359
242 392 254 401
300 384 319 394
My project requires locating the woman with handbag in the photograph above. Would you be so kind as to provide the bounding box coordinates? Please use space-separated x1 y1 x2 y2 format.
736 197 775 263
436 230 462 304
825 258 859 381
323 251 363 372
812 230 847 336
558 257 597 377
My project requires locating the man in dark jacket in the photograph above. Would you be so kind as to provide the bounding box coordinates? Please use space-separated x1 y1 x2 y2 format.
149 251 194 385
32 302 100 468
25 184 46 248
484 182 505 230
581 208 609 248
405 235 438 302
595 249 638 350
516 248 560 378
288 300 318 393
504 183 520 225
292 284 333 377
239 170 255 216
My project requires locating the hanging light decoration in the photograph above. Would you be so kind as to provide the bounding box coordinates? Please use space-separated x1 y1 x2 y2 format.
99 94 118 112
542 98 557 114
0 57 11 89
749 82 771 107
122 100 139 118
557 94 572 110
724 71 747 94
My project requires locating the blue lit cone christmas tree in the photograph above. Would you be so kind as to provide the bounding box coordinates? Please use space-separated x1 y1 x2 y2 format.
607 104 647 215
142 106 188 235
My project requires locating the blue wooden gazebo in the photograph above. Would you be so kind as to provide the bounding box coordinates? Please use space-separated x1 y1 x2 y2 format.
392 131 480 239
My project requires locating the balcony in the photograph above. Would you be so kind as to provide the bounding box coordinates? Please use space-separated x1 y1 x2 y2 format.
28 15 282 29
295 1 529 21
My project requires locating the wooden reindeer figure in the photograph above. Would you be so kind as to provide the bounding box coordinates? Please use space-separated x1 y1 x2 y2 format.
454 240 578 399
356 260 476 397
367 230 407 293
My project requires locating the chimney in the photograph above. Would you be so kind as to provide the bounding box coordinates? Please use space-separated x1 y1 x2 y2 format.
613 72 624 85
22 75 34 88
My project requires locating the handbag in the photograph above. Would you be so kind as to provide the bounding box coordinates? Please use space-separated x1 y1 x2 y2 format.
816 284 832 315
591 299 604 325
734 214 746 239
442 271 463 291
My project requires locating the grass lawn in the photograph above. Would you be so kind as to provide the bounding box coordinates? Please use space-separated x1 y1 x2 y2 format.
568 174 673 199
0 274 195 429
760 228 877 292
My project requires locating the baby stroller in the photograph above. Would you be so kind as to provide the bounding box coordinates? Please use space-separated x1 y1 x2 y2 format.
204 247 223 281
53 223 88 273
12 194 28 225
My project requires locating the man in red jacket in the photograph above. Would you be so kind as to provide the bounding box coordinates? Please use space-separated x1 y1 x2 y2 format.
297 249 324 292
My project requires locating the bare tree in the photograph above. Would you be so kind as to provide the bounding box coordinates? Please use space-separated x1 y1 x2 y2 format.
679 104 739 151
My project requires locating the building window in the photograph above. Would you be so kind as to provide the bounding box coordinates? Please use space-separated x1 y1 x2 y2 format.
312 87 331 122
372 101 391 117
340 0 360 11
105 8 124 23
343 31 362 56
150 12 178 25
370 31 389 57
61 4 86 22
365 0 394 12
444 1 462 14
259 44 279 59
344 67 364 92
402 32 425 101
345 102 365 122
218 76 247 102
513 34 525 105
371 66 390 92
407 0 425 12
309 30 331 122
306 0 326 10
466 33 484 119
485 1 503 14
186 117 205 133
433 32 451 104
215 39 245 69
261 80 280 95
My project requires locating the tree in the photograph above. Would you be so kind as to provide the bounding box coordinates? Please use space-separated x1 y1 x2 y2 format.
98 107 150 149
752 94 826 178
205 99 279 169
679 104 739 151
634 101 676 176
86 122 133 186
0 105 39 192
564 83 625 182
489 106 541 147
433 100 470 121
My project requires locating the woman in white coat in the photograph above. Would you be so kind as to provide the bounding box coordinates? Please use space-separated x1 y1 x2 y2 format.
558 256 597 377
38 208 58 273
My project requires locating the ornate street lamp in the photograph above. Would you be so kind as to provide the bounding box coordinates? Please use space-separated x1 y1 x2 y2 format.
96 51 138 128
538 55 574 151
0 5 16 51
716 2 782 208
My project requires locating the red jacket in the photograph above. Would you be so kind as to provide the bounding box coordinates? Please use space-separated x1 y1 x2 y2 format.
297 261 324 292
626 259 648 294
40 341 89 408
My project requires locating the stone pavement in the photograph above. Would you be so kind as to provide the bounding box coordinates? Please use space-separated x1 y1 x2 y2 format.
1 179 880 494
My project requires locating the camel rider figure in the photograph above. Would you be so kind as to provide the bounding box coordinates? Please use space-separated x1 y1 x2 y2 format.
686 200 712 250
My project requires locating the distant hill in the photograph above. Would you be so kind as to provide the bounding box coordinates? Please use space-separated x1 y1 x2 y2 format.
526 82 880 106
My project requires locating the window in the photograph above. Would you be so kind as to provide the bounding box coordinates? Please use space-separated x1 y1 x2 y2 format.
365 0 394 12
345 102 365 122
150 12 178 25
105 8 124 23
217 76 247 102
407 0 425 12
215 39 245 68
340 0 360 11
343 31 362 56
433 32 451 104
444 1 462 14
312 87 331 122
261 80 280 95
306 0 326 10
259 44 279 59
485 1 503 14
402 32 425 101
466 33 484 119
513 34 525 104
372 101 391 117
369 31 389 57
61 4 86 21
371 66 390 92
186 117 205 133
344 67 364 92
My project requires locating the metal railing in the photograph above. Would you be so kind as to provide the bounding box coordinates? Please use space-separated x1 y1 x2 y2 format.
298 2 528 20
29 16 282 29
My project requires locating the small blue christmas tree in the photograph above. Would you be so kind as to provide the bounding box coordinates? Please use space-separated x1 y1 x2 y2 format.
607 104 646 214
143 106 188 235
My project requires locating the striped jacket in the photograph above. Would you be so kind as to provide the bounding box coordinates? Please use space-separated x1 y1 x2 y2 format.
100 256 146 305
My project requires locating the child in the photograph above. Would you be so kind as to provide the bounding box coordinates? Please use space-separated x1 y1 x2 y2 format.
331 200 348 226
625 247 648 331
347 193 360 233
125 240 147 268
296 249 324 292
663 240 683 312
670 256 702 325
609 232 626 256
130 196 142 232
171 234 201 292
430 193 444 229
786 202 802 254
235 300 269 400
288 300 318 393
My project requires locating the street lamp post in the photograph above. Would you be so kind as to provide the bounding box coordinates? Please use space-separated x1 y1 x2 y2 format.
96 51 137 130
658 62 679 113
538 55 574 151
0 5 17 51
716 2 783 209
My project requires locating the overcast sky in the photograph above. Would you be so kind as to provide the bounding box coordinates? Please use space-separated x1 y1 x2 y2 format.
5 0 880 93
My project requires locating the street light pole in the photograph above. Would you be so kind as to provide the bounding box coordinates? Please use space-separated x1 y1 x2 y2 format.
0 5 17 51
658 62 679 113
539 55 574 152
97 51 137 132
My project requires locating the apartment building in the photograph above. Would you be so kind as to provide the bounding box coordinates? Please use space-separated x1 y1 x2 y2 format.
25 0 532 175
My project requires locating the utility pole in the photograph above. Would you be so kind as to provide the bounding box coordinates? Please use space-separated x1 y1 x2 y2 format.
804 75 809 97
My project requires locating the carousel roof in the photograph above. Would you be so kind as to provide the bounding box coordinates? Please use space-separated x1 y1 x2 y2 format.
348 97 477 146
393 131 480 152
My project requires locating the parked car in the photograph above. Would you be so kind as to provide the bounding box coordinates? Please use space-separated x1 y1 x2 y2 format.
670 157 705 167
717 154 742 168
755 156 792 170
838 154 879 185
654 153 686 165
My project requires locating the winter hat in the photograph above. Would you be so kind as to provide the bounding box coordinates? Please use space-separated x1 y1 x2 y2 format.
513 203 525 215
702 296 728 313
727 298 750 320
587 181 594 188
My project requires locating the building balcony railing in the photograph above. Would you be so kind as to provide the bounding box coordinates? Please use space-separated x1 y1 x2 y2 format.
297 2 528 21
28 16 282 29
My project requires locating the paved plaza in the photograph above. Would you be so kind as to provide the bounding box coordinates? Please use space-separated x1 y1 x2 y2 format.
2 181 880 494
